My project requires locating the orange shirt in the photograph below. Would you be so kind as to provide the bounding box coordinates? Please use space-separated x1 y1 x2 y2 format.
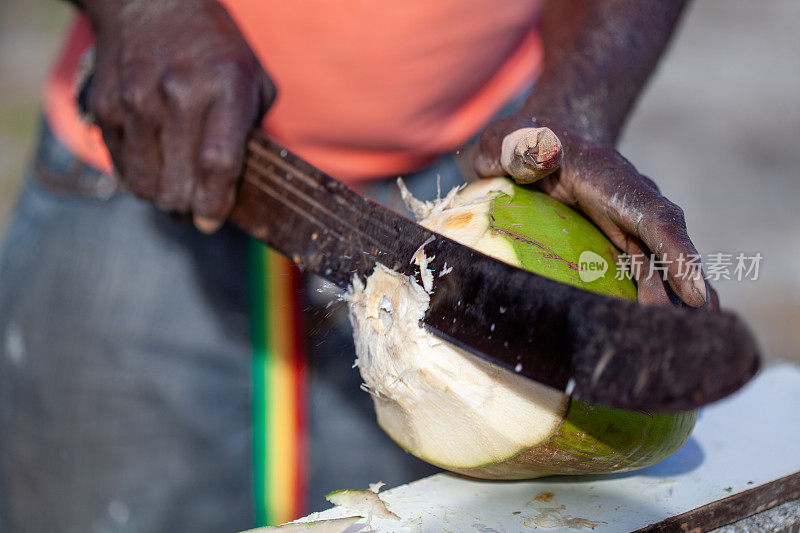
44 1 544 183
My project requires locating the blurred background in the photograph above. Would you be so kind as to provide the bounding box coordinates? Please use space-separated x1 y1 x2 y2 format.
1 0 798 364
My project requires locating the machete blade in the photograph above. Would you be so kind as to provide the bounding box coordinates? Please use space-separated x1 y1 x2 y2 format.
230 133 760 412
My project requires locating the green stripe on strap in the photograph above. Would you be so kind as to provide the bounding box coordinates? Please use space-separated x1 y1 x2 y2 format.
249 240 307 526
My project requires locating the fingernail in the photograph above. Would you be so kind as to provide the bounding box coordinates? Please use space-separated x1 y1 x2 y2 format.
532 128 563 168
693 275 708 304
194 215 223 234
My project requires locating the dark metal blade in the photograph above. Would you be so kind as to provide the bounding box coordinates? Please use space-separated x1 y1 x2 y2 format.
230 132 760 412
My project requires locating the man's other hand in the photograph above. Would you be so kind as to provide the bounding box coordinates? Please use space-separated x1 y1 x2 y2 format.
474 114 719 310
84 0 276 233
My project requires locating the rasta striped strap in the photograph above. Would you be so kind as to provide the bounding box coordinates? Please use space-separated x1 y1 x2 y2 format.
249 240 307 526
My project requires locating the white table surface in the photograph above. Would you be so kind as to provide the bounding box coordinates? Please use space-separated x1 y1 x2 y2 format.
295 364 800 532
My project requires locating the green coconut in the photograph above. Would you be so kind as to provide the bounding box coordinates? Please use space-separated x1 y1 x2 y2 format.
347 177 697 480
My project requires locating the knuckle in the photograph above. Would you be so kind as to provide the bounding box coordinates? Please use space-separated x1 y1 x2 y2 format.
160 72 197 108
214 64 262 106
88 89 118 122
120 83 154 113
664 203 686 223
640 175 660 191
199 143 240 176
649 202 686 228
214 59 250 80
212 59 259 86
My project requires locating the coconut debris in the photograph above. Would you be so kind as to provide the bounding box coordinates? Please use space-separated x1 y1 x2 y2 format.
523 506 603 530
325 487 400 521
411 236 436 293
398 177 519 293
396 177 463 221
239 515 363 533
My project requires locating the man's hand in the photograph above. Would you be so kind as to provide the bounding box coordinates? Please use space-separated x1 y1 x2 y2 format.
475 114 718 309
83 0 275 232
473 0 719 309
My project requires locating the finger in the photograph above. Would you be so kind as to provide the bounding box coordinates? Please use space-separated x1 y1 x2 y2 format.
473 114 533 178
117 70 164 200
639 174 660 192
118 112 161 201
586 157 707 307
87 75 124 132
635 200 708 307
193 97 256 232
157 71 208 212
624 236 679 307
500 127 563 184
157 106 204 212
682 279 720 314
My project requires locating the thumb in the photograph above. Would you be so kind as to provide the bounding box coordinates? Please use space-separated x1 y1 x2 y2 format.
500 126 563 184
473 115 563 183
473 115 530 178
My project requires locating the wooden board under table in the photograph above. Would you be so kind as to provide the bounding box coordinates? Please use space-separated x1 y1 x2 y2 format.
290 364 799 532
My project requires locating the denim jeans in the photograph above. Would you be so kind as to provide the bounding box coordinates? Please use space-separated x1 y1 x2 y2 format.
0 121 476 532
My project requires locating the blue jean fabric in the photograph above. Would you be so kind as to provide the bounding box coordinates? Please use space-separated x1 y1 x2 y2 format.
0 121 479 532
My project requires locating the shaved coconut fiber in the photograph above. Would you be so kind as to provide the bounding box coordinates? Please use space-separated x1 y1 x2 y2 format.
240 516 362 532
325 488 399 521
348 177 697 479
